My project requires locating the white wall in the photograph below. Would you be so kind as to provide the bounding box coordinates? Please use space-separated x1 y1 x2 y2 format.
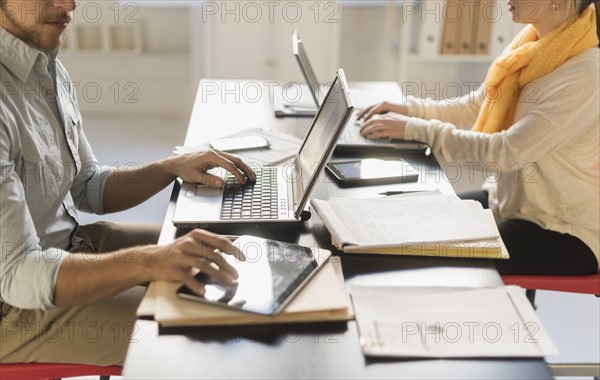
60 2 491 121
60 4 193 119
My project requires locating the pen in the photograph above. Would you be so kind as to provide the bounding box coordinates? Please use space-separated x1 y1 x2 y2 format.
378 190 424 196
289 108 316 114
283 104 317 110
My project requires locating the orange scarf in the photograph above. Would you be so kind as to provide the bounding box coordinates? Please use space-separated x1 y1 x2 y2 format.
472 5 599 134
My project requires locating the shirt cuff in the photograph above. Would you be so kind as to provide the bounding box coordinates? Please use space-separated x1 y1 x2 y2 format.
405 96 425 118
86 165 113 214
405 117 432 145
1 247 71 310
45 250 71 309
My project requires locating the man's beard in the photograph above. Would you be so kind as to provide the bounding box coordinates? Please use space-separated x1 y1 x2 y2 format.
1 3 71 53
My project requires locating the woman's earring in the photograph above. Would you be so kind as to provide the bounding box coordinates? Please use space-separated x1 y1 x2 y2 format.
552 1 559 11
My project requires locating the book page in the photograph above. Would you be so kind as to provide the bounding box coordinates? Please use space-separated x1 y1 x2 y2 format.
311 198 357 250
323 194 499 248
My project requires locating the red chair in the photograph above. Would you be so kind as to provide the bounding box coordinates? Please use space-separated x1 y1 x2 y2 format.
502 273 600 378
0 363 122 380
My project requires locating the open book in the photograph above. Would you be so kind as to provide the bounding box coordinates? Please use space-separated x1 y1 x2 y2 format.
137 255 354 327
311 193 509 259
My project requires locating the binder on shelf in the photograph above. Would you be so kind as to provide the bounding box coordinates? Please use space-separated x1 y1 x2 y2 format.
417 0 444 57
311 193 509 259
489 0 515 56
473 0 493 55
457 0 476 54
440 0 462 54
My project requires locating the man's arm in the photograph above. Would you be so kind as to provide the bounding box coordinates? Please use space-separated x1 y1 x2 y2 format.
102 149 256 213
53 229 245 307
56 148 255 307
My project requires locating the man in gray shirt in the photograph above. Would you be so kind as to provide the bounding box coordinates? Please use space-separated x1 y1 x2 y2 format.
0 0 254 365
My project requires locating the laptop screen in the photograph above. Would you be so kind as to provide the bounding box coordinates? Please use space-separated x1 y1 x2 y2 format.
293 30 321 107
293 69 353 216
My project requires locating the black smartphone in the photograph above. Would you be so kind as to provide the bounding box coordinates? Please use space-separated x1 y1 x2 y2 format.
325 158 419 187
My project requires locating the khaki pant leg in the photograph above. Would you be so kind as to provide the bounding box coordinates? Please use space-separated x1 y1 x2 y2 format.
0 221 161 365
0 286 145 366
74 221 161 253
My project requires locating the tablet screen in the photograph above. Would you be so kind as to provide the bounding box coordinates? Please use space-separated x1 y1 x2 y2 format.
177 235 321 315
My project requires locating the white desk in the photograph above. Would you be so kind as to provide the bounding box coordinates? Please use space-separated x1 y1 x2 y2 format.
123 80 552 380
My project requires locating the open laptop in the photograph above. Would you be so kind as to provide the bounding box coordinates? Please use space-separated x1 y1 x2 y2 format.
284 30 429 153
173 69 354 228
292 29 326 111
272 31 328 118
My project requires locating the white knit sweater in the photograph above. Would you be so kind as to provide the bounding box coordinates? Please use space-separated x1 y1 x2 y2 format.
404 48 600 267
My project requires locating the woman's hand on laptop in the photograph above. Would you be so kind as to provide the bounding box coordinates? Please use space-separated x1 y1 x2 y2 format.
357 101 409 122
143 229 246 296
174 149 256 188
359 113 408 141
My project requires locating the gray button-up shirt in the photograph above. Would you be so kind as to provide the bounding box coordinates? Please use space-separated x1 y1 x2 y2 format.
1 28 112 310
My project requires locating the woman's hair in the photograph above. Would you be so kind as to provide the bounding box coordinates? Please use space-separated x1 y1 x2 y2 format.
568 0 600 47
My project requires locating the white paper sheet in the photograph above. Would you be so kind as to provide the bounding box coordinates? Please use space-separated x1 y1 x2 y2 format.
350 285 559 358
174 128 301 166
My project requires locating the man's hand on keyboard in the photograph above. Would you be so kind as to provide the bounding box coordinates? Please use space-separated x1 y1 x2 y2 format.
174 149 256 188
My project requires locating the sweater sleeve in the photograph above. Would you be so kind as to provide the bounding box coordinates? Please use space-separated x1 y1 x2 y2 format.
405 85 485 130
404 51 600 171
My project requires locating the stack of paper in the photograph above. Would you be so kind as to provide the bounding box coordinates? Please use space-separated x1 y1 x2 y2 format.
350 285 558 358
174 128 302 166
137 255 354 327
311 193 509 259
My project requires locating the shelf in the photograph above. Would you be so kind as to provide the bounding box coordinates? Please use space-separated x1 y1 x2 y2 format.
408 55 494 63
340 0 404 7
62 23 142 55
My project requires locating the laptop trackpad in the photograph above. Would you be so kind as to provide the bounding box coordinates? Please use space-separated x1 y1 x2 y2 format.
182 184 222 216
185 184 221 198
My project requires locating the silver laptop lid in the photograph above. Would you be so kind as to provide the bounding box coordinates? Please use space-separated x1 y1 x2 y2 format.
293 30 321 107
291 68 354 218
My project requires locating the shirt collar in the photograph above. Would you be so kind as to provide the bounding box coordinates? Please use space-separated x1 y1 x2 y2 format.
0 27 56 83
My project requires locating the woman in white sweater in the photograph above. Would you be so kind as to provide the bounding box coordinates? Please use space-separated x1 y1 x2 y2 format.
358 0 600 275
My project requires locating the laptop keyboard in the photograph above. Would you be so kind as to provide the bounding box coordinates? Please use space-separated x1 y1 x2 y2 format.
340 121 369 143
340 121 391 144
220 166 280 220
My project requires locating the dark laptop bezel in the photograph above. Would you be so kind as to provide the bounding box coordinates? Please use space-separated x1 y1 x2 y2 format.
291 68 354 219
292 30 322 108
291 30 430 155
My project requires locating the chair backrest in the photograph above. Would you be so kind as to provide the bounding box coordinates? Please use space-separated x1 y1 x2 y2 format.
0 363 122 380
502 274 600 296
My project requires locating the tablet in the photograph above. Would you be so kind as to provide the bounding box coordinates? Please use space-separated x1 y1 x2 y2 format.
326 158 419 187
177 235 329 315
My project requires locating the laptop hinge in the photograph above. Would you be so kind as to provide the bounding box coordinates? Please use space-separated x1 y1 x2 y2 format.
291 160 305 219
